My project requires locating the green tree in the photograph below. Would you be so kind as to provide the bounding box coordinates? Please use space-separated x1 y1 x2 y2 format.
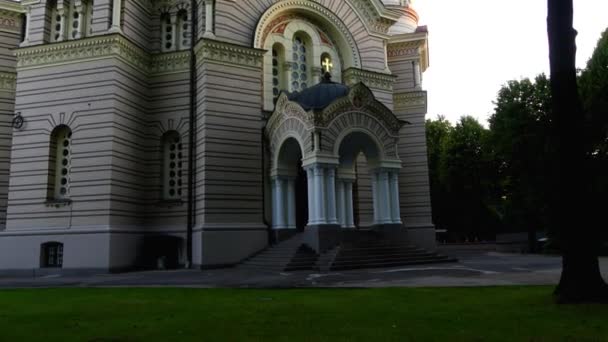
489 75 552 251
436 116 499 240
425 116 453 231
579 29 608 233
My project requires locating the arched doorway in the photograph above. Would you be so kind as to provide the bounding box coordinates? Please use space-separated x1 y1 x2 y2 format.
337 131 382 229
272 137 308 241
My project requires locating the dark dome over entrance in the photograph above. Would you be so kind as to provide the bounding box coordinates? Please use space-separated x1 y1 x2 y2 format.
288 73 349 111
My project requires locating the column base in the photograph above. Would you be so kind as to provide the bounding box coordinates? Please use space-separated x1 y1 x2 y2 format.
108 27 123 34
373 224 407 242
303 224 341 253
271 229 298 244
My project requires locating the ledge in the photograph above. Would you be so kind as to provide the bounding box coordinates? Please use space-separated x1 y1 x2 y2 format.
45 199 73 208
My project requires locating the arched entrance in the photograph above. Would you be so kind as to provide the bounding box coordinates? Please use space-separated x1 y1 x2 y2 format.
336 131 402 228
265 82 406 252
272 137 308 240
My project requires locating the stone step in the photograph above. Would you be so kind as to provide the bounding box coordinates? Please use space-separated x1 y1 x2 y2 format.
334 252 437 261
330 257 458 271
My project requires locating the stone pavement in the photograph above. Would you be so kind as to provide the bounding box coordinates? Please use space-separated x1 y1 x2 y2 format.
1 247 607 288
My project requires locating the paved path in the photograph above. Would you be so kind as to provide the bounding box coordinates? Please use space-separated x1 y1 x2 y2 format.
1 248 607 288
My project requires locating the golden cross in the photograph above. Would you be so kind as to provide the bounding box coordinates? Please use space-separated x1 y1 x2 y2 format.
322 57 333 73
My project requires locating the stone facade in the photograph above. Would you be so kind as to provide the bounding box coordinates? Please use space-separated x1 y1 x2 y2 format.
0 0 434 273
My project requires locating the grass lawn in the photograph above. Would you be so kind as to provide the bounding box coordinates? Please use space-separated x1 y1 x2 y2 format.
0 286 607 341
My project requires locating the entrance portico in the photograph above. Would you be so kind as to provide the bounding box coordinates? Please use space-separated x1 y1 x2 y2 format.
266 79 407 252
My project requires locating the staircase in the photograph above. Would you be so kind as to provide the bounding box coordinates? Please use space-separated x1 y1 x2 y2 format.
329 240 457 271
239 231 457 272
239 234 318 272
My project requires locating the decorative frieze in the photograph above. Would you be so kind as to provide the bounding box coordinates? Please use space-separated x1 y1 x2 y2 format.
393 91 427 110
195 38 265 69
343 67 396 91
0 8 24 33
15 34 192 75
0 72 16 92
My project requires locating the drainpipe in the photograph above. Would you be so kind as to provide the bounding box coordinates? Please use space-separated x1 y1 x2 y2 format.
187 0 199 268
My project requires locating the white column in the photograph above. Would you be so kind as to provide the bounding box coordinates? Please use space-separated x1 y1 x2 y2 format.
273 177 286 229
109 0 122 33
413 60 422 90
314 166 326 225
306 168 316 225
326 168 338 225
22 7 31 45
203 0 215 38
345 181 355 228
336 181 345 227
371 171 379 224
378 170 392 224
287 178 296 229
271 178 279 228
389 171 402 224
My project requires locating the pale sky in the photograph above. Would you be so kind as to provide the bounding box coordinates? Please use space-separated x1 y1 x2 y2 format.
414 0 608 124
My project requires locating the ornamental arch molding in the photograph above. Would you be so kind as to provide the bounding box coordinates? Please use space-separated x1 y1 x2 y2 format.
269 117 312 172
254 0 362 70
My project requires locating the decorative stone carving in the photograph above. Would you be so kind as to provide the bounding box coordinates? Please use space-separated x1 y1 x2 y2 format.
0 72 16 92
343 67 396 91
194 39 265 69
393 90 427 109
15 34 192 75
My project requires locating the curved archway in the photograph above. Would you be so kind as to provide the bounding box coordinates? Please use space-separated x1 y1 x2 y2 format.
254 1 362 69
272 137 309 236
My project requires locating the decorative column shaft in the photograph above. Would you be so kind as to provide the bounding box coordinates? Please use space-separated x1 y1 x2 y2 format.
109 0 122 33
413 60 421 90
287 178 296 229
336 181 345 227
273 177 287 229
389 171 402 224
22 7 31 45
371 171 379 224
314 166 326 225
378 171 392 224
345 181 355 228
306 168 316 225
326 168 338 225
203 0 215 38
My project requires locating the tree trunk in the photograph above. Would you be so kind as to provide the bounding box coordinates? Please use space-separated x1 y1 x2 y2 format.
547 0 608 303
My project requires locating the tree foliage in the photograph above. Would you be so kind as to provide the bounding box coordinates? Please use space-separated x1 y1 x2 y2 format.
425 27 608 249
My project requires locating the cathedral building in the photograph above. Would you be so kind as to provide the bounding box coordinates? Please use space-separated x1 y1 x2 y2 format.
0 0 435 273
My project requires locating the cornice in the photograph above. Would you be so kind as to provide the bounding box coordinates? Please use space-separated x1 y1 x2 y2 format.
195 38 266 69
348 0 395 36
393 90 427 110
0 71 16 92
343 67 396 91
388 32 429 71
15 34 191 75
0 1 25 13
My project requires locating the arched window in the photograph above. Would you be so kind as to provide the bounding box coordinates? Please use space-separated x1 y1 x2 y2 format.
48 125 72 201
272 43 286 101
41 242 64 268
291 34 311 92
161 13 174 52
161 131 183 201
177 9 191 50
